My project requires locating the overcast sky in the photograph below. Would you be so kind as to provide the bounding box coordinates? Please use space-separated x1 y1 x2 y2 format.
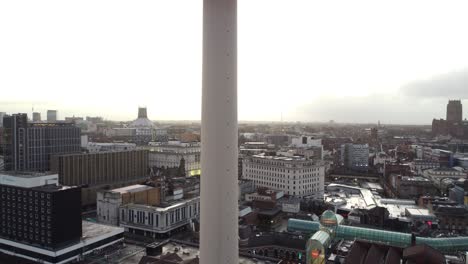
1 0 468 124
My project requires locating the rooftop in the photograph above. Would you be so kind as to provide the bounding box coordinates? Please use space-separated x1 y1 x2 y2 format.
111 184 154 194
82 221 124 242
122 197 199 212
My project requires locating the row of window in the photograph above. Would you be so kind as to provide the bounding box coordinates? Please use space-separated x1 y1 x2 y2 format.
0 188 52 199
2 221 52 231
1 228 52 245
245 169 321 180
2 200 51 209
249 159 317 168
252 180 320 190
123 202 199 227
1 212 52 222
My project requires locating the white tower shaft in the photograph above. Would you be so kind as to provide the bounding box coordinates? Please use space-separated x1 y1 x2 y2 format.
200 0 238 263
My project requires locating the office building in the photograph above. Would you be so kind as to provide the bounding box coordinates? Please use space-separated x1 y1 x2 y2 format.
449 185 465 205
97 184 161 226
386 175 438 199
86 142 136 153
0 172 124 264
290 136 322 148
242 154 325 198
2 114 81 172
32 112 41 122
0 172 81 250
51 150 148 206
148 141 201 176
85 116 103 123
0 112 5 127
340 143 369 171
119 196 200 238
46 110 57 122
423 168 466 189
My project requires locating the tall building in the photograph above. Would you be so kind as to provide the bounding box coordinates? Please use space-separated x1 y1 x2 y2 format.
2 114 28 171
47 110 57 122
0 171 125 264
242 154 325 198
2 114 81 172
0 172 82 250
447 100 463 123
32 112 41 122
0 112 5 127
51 150 149 206
340 143 369 171
433 100 468 138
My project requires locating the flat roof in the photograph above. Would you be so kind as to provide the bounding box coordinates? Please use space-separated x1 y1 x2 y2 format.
0 171 57 178
111 184 154 194
81 221 124 241
124 197 199 212
405 208 434 217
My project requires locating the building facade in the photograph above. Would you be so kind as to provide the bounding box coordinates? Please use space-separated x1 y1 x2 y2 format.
340 143 369 171
447 100 462 123
242 154 325 198
32 112 41 122
51 150 149 206
148 141 201 176
432 100 468 139
46 110 57 122
387 175 438 199
97 184 161 226
119 197 200 237
2 114 81 172
0 172 82 250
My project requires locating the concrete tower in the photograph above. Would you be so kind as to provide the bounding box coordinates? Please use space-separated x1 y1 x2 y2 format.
200 0 238 263
447 100 462 123
137 107 148 119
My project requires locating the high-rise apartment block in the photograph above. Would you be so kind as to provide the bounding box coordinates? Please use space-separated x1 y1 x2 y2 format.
2 114 81 172
340 143 369 171
47 110 58 122
242 154 325 198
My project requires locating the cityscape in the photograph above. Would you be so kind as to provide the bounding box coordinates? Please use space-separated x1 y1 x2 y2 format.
2 1 468 264
1 100 468 264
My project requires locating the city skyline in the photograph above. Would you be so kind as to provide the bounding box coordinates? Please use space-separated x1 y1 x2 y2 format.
2 0 468 123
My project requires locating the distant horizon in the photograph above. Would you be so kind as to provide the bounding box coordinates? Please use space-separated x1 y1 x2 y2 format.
0 108 436 126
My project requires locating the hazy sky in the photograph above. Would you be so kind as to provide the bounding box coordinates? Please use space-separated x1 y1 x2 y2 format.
1 0 468 124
